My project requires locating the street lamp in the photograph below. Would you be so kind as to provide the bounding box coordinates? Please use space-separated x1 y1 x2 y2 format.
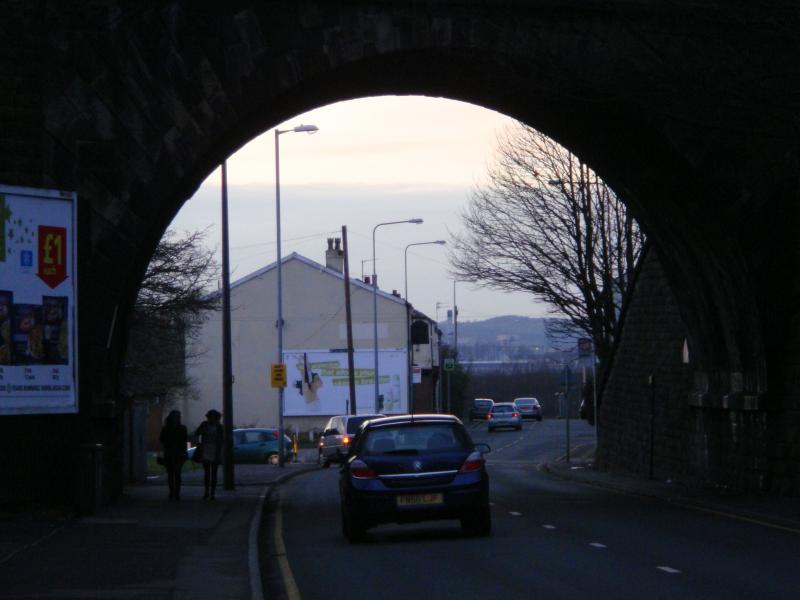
372 218 423 413
403 240 446 413
275 123 318 467
403 240 446 301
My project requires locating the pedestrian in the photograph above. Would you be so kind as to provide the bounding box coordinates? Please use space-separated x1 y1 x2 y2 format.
194 409 224 500
159 410 188 501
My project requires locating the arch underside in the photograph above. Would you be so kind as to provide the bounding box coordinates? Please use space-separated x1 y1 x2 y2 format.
3 1 799 496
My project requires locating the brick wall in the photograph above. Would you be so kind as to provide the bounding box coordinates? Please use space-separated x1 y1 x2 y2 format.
598 251 792 493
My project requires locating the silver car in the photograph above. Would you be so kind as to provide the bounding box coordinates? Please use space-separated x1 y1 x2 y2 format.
318 414 384 467
487 402 522 432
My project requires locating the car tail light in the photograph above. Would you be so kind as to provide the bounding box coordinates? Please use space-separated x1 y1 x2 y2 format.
319 439 324 447
512 412 520 418
350 459 377 479
460 451 483 473
486 414 492 420
343 436 351 445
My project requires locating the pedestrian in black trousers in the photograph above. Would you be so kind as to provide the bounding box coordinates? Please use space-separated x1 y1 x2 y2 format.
159 410 188 501
194 409 224 500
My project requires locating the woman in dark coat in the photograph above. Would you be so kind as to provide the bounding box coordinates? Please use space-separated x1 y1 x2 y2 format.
159 410 188 501
194 409 224 500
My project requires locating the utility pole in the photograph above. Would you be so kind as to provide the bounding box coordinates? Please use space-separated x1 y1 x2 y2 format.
220 161 235 490
342 226 357 414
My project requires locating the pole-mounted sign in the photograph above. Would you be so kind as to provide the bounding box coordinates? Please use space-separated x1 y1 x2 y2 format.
443 357 455 372
271 363 287 388
577 337 593 358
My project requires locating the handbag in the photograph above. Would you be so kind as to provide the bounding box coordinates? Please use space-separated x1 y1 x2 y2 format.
191 446 204 463
156 454 165 466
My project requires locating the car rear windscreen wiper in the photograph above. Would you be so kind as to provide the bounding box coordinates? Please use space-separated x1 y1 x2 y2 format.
382 449 419 455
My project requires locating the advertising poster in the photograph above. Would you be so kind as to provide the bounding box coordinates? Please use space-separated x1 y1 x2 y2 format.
283 349 407 416
0 185 77 415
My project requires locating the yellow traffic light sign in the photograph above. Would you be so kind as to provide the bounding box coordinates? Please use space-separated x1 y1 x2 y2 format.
271 363 287 388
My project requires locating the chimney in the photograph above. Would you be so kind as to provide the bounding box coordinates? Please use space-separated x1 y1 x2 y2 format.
325 237 344 273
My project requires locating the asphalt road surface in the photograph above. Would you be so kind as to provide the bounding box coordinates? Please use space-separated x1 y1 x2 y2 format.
266 419 799 600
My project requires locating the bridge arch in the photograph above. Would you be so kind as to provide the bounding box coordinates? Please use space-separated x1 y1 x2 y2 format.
4 2 798 498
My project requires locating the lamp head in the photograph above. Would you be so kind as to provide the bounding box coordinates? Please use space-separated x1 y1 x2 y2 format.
409 218 424 224
434 240 446 245
293 124 319 134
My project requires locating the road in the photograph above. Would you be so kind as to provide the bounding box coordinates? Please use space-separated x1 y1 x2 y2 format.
266 419 799 600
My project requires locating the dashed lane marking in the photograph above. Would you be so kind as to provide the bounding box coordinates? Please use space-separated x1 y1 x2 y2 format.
589 542 607 548
509 511 522 516
489 502 496 506
542 524 556 530
657 566 681 574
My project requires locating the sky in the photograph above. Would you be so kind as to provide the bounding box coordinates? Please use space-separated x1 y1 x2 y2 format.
169 96 552 322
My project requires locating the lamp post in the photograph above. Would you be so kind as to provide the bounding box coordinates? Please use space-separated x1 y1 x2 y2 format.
403 240 446 413
372 218 423 413
275 123 318 467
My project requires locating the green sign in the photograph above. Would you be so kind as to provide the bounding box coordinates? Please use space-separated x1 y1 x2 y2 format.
443 358 455 371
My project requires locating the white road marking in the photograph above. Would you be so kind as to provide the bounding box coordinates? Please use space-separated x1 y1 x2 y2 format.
509 511 522 516
657 566 681 574
542 524 556 530
489 502 496 506
589 542 607 548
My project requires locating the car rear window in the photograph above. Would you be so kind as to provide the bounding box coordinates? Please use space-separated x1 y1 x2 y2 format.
346 415 380 434
474 400 493 408
363 423 472 455
515 400 534 407
492 405 513 413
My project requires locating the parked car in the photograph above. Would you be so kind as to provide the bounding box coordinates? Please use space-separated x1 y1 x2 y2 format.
469 398 495 421
487 402 522 432
187 428 293 465
338 414 492 543
513 397 543 421
319 414 384 467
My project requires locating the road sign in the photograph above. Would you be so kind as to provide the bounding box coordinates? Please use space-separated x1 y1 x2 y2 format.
271 363 287 388
443 358 455 372
577 337 593 358
412 365 422 384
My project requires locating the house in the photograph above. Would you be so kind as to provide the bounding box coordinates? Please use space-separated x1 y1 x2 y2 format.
181 239 441 434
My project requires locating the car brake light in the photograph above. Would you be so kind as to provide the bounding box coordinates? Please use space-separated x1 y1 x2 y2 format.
319 440 324 447
343 436 351 445
460 451 483 473
350 459 377 479
486 414 492 420
512 412 520 418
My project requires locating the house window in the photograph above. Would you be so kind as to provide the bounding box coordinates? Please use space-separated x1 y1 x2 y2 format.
411 320 430 344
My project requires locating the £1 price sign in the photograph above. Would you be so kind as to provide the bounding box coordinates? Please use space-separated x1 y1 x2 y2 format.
37 225 68 289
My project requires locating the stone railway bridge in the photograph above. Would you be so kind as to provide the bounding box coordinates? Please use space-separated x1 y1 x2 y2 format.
1 1 799 502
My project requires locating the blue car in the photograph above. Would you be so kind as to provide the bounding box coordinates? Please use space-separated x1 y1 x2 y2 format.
339 414 491 543
187 428 294 465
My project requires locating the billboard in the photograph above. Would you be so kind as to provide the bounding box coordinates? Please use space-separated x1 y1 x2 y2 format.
283 349 408 416
0 185 77 415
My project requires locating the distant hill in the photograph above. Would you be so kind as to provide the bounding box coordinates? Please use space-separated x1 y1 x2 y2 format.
438 315 572 361
442 316 549 348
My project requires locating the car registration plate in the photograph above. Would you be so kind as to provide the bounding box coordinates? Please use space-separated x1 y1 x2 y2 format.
396 493 444 507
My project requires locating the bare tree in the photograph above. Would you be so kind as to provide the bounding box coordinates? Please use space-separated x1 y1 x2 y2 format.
121 229 219 398
450 123 645 364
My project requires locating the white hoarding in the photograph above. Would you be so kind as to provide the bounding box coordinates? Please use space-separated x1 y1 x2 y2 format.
283 349 407 416
0 185 78 415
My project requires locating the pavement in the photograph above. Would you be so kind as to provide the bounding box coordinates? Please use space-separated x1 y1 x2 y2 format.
2 441 799 599
0 453 318 600
543 444 800 534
